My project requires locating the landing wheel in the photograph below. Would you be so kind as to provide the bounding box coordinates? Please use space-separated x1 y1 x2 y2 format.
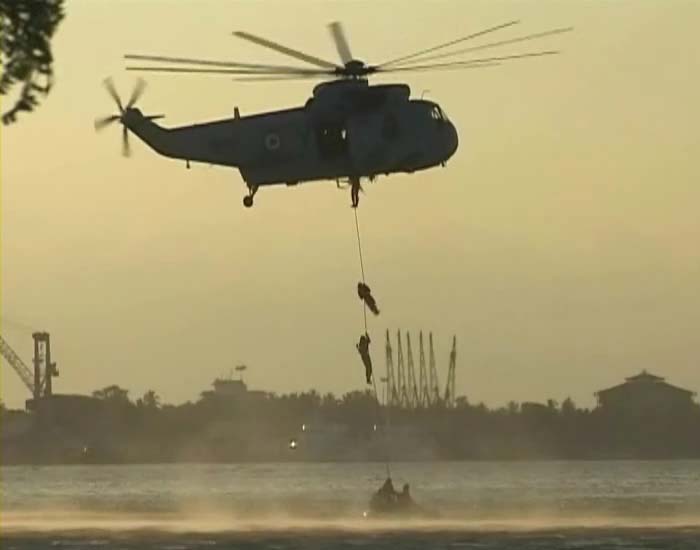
243 185 258 208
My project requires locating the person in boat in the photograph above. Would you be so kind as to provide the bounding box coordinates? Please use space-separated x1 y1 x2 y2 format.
377 477 397 501
371 477 398 511
357 282 380 316
397 483 415 509
357 332 373 385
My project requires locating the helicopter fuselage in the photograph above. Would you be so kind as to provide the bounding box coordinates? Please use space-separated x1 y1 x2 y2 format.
124 79 458 190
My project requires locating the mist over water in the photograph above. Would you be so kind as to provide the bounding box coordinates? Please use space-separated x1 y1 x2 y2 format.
3 461 700 548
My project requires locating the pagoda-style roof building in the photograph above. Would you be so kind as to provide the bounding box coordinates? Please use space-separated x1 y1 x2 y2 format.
595 370 695 414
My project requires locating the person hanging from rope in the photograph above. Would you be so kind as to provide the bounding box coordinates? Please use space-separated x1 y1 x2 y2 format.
350 178 363 208
356 332 373 385
357 282 380 316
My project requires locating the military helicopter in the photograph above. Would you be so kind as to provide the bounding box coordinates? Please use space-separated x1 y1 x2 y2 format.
95 21 571 207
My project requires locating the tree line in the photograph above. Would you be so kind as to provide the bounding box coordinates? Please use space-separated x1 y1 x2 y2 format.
2 383 699 464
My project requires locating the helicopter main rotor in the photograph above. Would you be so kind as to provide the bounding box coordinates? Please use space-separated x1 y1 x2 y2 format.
124 20 572 81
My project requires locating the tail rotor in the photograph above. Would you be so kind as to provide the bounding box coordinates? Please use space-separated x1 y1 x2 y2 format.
94 77 163 157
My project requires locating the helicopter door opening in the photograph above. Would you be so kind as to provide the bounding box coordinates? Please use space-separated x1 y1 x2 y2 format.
317 123 348 159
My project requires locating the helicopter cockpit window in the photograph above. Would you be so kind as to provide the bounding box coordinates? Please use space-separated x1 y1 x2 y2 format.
431 106 446 121
430 105 448 123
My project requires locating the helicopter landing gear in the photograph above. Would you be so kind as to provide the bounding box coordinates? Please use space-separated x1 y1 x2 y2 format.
243 185 258 208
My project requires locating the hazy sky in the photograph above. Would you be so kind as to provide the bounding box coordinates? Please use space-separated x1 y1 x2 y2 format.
2 0 699 410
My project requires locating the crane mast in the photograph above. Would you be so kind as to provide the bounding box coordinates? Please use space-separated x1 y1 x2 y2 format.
444 336 457 407
0 332 58 405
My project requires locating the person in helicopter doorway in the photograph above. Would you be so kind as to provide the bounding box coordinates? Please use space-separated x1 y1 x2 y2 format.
356 332 372 384
357 282 380 316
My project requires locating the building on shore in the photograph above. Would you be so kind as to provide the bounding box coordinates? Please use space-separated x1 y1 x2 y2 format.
200 377 268 403
595 370 696 415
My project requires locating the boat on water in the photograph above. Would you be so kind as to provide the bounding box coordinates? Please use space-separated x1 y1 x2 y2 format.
363 478 437 519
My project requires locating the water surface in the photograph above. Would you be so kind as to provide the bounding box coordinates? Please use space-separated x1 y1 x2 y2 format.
3 461 700 548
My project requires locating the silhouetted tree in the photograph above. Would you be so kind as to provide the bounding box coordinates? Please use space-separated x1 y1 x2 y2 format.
0 0 65 124
137 390 160 410
546 398 559 412
4 381 700 463
561 397 576 416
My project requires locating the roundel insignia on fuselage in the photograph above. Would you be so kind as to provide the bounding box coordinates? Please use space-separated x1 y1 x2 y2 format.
264 132 281 151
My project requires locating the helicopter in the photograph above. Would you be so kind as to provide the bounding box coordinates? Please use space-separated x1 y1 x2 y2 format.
95 21 571 208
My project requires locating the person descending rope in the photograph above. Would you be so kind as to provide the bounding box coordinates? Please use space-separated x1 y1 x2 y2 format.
356 332 373 385
357 282 380 316
351 178 363 208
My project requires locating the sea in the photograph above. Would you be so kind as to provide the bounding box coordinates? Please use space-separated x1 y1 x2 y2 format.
2 461 700 549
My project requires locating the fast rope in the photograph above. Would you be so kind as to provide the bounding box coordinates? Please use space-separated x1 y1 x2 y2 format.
353 208 368 333
353 207 392 479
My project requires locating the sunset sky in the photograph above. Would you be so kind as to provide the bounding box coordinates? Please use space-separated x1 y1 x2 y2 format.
2 0 698 410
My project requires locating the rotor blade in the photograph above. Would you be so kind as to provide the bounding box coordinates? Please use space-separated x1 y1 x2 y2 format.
122 126 130 157
376 62 501 75
125 54 320 73
378 20 520 68
103 77 123 112
144 114 165 121
233 73 329 82
126 66 333 76
94 115 120 131
233 31 340 69
377 51 559 73
328 21 353 65
126 78 146 109
390 27 574 65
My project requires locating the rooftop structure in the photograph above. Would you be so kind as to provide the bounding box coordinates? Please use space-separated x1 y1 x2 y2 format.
595 370 696 414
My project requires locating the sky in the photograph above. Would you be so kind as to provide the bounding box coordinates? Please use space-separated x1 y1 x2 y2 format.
1 0 699 410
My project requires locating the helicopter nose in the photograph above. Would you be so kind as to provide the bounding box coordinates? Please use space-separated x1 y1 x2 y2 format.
443 121 458 160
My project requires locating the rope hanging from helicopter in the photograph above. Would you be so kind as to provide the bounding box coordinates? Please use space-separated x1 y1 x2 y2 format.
353 207 392 479
354 209 368 333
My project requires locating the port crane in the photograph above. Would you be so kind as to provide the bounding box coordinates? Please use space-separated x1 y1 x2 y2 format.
0 332 58 405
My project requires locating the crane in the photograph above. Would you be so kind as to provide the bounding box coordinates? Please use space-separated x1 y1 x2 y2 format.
0 335 36 398
383 330 457 409
0 332 58 403
444 336 457 407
